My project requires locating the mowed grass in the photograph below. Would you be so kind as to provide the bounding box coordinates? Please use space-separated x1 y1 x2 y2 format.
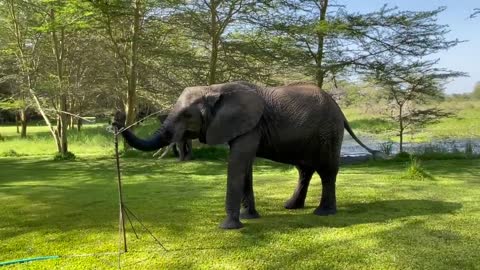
1 155 479 269
343 99 480 142
0 121 159 158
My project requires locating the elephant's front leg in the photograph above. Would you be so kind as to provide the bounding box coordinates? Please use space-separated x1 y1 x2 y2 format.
240 165 260 219
220 131 260 229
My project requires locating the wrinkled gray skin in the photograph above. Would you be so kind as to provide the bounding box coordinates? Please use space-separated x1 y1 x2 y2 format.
114 82 384 229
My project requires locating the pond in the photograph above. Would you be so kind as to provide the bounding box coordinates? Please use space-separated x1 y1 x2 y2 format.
340 134 480 157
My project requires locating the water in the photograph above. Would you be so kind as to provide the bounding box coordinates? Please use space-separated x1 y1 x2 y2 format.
340 133 480 157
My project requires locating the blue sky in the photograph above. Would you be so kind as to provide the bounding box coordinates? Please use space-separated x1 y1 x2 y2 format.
344 0 479 94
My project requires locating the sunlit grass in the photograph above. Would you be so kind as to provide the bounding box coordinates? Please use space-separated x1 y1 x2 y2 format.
343 99 480 142
0 156 479 269
0 121 160 158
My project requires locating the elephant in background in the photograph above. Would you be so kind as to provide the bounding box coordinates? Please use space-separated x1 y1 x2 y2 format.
114 81 385 229
158 114 193 161
153 137 193 161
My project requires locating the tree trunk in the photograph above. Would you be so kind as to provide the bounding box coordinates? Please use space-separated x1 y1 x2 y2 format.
399 105 404 153
70 115 75 130
59 95 68 154
50 8 68 155
15 112 20 134
19 108 27 138
77 118 82 132
315 0 329 89
208 0 219 85
125 0 141 128
8 0 60 148
69 99 75 129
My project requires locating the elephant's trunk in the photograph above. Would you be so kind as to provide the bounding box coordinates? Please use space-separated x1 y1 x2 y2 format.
120 126 172 152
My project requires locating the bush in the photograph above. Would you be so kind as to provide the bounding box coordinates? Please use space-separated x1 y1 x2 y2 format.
393 151 411 161
53 151 76 161
1 149 20 157
465 141 474 158
404 156 429 180
379 141 394 155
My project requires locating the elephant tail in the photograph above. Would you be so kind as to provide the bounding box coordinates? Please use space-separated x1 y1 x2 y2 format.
344 119 387 160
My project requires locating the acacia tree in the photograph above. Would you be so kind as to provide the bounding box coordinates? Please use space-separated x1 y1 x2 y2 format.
0 0 47 138
38 0 95 154
472 82 480 99
179 0 261 85
1 0 64 143
1 0 96 155
370 60 464 152
258 2 460 89
89 0 148 128
471 8 479 18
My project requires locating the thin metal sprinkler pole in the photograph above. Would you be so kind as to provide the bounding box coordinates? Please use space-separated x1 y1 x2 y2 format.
114 127 128 254
110 111 168 263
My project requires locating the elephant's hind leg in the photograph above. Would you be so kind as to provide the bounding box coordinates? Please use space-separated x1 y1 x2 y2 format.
314 167 338 216
240 165 260 219
285 166 315 209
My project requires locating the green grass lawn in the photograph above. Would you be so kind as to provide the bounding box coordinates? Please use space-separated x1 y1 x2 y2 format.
343 99 480 142
0 122 161 158
1 155 479 269
0 100 479 268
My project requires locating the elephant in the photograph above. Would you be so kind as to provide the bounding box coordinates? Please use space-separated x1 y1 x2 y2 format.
113 81 384 229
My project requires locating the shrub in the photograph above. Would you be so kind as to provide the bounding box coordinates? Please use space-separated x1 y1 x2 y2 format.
1 149 20 157
394 151 411 161
53 151 76 161
465 141 474 158
379 141 394 155
404 156 430 180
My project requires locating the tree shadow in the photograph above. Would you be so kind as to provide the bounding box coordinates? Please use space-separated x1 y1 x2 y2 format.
241 199 462 233
0 158 224 242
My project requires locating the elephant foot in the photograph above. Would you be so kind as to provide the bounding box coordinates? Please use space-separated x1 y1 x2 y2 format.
284 198 305 209
219 217 244 229
313 206 337 216
240 209 260 219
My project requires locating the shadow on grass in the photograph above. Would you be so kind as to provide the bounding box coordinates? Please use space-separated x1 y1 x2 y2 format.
241 199 462 232
0 156 466 256
245 217 475 269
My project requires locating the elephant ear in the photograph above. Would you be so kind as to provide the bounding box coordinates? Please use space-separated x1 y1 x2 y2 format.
206 87 264 145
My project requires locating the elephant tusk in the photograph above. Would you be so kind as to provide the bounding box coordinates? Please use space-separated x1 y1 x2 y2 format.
153 144 174 159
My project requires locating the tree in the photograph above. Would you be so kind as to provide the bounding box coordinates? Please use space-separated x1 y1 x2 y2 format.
1 0 98 155
89 0 150 128
256 2 460 89
36 0 95 155
472 82 480 99
0 0 45 138
178 0 260 85
370 60 464 152
471 8 479 18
